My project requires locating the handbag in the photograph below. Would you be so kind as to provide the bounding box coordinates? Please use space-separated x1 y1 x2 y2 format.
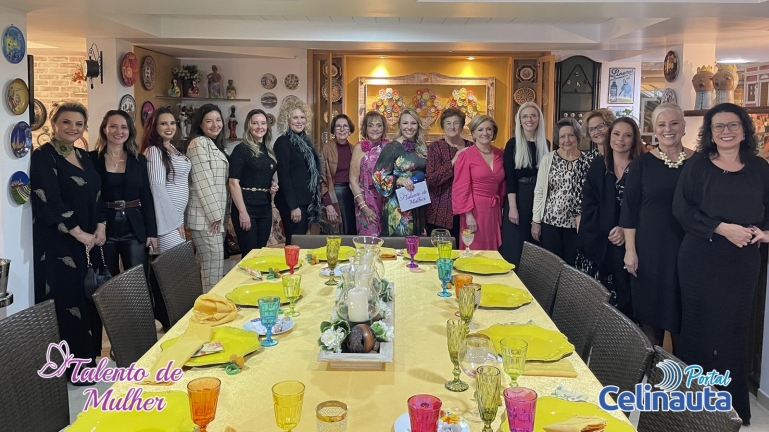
84 245 112 300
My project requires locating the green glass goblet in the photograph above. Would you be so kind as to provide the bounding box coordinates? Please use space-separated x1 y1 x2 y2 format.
445 319 469 392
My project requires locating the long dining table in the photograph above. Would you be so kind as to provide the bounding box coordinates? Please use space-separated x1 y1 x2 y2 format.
85 247 633 431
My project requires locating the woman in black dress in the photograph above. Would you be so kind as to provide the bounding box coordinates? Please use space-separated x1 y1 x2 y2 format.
579 118 644 318
30 102 106 381
674 103 769 426
274 100 335 244
501 102 550 265
229 109 279 255
620 103 694 346
91 110 158 277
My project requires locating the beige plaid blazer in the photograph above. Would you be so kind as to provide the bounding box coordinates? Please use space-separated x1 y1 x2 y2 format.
186 136 229 232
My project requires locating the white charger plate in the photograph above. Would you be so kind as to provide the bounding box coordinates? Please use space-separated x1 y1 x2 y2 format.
393 412 469 432
242 316 294 336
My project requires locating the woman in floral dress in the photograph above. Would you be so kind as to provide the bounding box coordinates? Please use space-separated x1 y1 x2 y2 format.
373 109 428 236
350 111 390 235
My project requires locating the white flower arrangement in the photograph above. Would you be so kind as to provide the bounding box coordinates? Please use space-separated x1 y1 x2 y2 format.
318 320 351 353
371 321 394 342
376 298 391 320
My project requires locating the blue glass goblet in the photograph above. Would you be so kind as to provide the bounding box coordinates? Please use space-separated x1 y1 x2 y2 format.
258 296 281 347
436 258 453 298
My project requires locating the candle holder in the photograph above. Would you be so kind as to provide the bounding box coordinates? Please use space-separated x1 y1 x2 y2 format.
334 269 379 327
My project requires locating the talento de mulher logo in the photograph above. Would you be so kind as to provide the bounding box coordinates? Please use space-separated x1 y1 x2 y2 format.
599 359 733 412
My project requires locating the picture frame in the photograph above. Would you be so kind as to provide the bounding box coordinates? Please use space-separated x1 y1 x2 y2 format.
608 67 635 105
747 83 757 104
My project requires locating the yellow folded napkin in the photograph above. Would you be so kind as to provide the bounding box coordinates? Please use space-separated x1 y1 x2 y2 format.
191 293 238 326
146 322 212 383
523 358 578 378
380 247 397 260
543 415 607 432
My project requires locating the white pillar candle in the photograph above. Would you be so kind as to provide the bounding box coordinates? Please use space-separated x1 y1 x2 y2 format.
347 287 369 322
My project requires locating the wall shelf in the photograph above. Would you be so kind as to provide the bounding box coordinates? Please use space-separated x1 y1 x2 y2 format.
154 96 251 102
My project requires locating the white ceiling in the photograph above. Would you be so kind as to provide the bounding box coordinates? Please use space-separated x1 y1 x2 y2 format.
3 0 769 62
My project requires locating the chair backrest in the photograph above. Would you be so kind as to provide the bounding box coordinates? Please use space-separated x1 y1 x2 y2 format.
588 302 654 397
517 241 563 314
380 236 456 249
93 264 158 367
551 263 610 360
151 241 203 327
0 300 69 431
637 346 742 432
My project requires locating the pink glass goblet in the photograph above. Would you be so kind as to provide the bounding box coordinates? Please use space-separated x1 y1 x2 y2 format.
407 394 442 432
405 235 419 269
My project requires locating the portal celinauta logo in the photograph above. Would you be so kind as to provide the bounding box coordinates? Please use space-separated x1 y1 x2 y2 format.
598 359 733 412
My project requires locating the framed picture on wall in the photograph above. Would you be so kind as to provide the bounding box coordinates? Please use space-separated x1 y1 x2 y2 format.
608 67 635 105
747 83 757 104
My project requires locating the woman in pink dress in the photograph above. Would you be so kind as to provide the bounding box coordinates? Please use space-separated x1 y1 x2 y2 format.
349 111 390 235
453 115 506 250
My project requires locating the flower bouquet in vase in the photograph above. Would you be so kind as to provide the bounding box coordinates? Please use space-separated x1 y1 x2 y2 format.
409 88 443 131
447 88 479 124
372 87 406 130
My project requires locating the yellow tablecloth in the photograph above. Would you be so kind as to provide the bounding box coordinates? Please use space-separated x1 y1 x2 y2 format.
81 249 633 431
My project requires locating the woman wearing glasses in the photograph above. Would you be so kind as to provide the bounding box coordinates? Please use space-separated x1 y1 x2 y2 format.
673 103 769 426
582 109 617 160
321 114 357 235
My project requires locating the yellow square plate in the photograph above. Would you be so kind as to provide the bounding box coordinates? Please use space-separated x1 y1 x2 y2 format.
480 284 533 308
478 323 574 361
501 396 634 432
309 245 356 261
68 391 195 431
160 326 261 367
225 281 304 307
412 247 460 261
238 255 303 273
453 256 515 275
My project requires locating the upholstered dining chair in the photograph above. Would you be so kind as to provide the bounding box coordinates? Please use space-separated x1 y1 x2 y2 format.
0 300 69 431
517 241 564 315
588 302 654 398
637 346 742 432
151 241 204 328
93 264 158 367
550 263 610 360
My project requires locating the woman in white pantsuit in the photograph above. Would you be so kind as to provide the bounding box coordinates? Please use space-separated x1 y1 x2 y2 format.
184 104 229 292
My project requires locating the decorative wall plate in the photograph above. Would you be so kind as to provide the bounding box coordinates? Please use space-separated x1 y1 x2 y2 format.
266 113 276 128
661 88 677 104
323 62 341 79
322 81 343 102
119 94 136 122
9 171 30 204
282 94 300 105
663 51 679 83
6 78 29 115
261 92 277 109
516 64 536 82
2 25 25 64
120 52 139 87
31 99 46 131
283 73 300 90
141 101 154 126
141 55 156 90
323 109 339 124
10 121 31 158
513 87 536 105
261 73 277 89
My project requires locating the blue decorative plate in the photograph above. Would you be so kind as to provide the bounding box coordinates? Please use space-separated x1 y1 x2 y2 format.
2 25 25 64
10 121 31 157
9 171 30 204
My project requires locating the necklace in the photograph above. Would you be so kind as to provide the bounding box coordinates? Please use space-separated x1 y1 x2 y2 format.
106 151 125 169
476 145 493 154
658 149 686 169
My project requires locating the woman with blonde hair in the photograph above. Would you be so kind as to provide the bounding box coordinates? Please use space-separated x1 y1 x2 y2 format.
620 102 693 346
90 110 157 277
582 108 617 160
502 101 550 265
274 100 334 244
349 110 390 235
453 115 505 250
229 109 279 256
374 109 428 236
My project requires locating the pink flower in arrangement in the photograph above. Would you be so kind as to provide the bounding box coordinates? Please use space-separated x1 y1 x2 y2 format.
361 141 372 152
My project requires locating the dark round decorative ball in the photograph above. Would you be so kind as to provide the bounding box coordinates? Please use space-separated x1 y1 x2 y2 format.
346 323 375 353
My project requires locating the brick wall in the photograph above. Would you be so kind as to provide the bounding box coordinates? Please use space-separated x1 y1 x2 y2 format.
32 55 90 148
